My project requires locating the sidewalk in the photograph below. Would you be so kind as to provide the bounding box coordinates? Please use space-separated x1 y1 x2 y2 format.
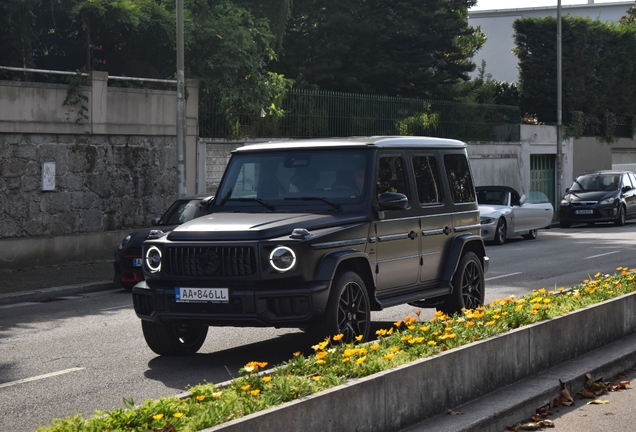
0 260 117 305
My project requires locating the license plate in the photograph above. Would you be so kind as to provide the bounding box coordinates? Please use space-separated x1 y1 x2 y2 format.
575 209 593 215
175 287 229 303
133 258 143 267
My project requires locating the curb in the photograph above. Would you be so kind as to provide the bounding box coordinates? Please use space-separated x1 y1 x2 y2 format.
0 281 118 306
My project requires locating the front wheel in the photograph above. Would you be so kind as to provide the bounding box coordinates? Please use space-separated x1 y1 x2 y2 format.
493 218 507 245
438 252 485 315
141 321 208 356
522 229 538 240
307 271 371 344
615 205 626 226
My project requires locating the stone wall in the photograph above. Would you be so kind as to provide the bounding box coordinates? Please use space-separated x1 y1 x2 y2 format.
0 133 178 240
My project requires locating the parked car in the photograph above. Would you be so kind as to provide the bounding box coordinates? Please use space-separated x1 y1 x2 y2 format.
560 170 636 228
477 186 554 245
114 194 214 290
132 136 489 356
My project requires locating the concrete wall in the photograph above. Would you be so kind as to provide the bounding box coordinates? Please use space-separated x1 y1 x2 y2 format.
0 74 201 270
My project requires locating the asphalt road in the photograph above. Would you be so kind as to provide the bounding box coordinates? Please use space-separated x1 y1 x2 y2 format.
1 222 636 432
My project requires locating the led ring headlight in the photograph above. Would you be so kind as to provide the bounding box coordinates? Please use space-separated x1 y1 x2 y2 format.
269 246 296 272
145 246 162 273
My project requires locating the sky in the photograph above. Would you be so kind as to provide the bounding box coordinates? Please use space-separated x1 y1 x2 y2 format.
469 0 633 11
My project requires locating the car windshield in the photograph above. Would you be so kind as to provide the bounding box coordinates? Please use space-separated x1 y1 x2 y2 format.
477 189 508 206
215 150 369 210
570 174 620 192
159 199 203 224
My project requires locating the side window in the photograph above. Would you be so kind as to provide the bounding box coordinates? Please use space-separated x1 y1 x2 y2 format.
629 172 636 188
377 156 408 196
412 156 442 205
443 153 476 204
623 173 633 189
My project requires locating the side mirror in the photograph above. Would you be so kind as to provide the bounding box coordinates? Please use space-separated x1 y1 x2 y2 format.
518 195 526 206
623 185 632 193
378 192 408 210
565 188 570 193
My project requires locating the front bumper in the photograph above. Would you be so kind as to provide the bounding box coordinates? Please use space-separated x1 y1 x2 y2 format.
480 222 497 242
132 280 331 328
559 205 617 224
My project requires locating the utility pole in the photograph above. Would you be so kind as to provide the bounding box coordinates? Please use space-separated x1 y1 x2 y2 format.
556 0 563 213
176 0 187 198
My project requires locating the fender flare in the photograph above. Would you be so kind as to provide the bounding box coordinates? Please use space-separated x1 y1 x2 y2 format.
315 249 373 282
441 234 486 284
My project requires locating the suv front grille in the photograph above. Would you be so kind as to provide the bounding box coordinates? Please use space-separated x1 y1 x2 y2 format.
164 246 256 277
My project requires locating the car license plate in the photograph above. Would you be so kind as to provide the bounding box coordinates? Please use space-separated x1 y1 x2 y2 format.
175 287 229 303
575 209 593 215
133 258 143 267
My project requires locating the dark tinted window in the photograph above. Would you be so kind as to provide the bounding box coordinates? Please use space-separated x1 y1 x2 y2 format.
412 156 442 204
444 153 475 204
377 156 408 196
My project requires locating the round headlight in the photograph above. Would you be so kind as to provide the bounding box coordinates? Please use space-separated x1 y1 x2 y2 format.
119 235 132 250
145 246 162 273
269 246 296 272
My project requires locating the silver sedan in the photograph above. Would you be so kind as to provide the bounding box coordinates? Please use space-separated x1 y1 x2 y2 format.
477 186 554 245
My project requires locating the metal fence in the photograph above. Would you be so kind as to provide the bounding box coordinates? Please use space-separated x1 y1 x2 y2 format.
199 89 521 142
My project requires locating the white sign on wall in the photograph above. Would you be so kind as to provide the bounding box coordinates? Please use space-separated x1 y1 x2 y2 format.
42 162 56 191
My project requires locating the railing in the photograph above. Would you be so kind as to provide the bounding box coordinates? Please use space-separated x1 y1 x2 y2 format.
199 89 521 142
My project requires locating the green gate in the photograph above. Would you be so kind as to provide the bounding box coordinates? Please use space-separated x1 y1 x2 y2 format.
530 155 556 208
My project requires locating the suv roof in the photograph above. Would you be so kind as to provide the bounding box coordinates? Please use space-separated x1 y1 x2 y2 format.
234 136 466 153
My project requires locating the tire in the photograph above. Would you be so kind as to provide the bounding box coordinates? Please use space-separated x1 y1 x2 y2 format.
615 205 626 226
438 252 485 315
493 218 507 245
307 271 371 344
141 320 208 356
560 221 571 228
522 229 538 240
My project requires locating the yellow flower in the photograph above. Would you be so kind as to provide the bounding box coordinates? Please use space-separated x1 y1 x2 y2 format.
342 357 351 363
428 341 436 346
387 328 394 335
316 359 326 365
391 347 399 353
408 325 416 331
543 298 551 304
316 351 328 359
173 412 184 419
530 310 538 315
313 376 321 381
196 395 205 401
492 315 500 320
371 344 379 351
333 333 344 341
486 320 495 326
595 272 601 277
420 326 430 332
445 327 453 334
532 304 541 310
241 385 251 391
558 287 565 291
293 351 301 357
502 312 508 316
251 389 261 396
355 356 366 365
465 321 475 328
355 334 364 341
401 335 412 341
394 320 403 327
262 376 272 383
384 353 395 361
153 414 164 420
213 392 222 399
494 308 501 314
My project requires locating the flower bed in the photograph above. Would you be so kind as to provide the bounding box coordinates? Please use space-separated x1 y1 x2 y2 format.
37 268 636 432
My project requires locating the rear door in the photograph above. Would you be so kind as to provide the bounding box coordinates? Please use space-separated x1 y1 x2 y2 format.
442 152 481 239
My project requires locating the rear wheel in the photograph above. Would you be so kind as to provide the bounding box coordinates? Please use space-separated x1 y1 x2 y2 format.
522 229 538 240
141 321 208 356
438 252 485 315
493 218 507 245
307 271 370 344
615 205 626 226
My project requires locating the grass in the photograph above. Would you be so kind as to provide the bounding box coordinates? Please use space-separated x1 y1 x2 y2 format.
36 267 636 432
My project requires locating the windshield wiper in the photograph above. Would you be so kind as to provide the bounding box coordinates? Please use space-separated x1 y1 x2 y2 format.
236 197 276 210
285 196 342 210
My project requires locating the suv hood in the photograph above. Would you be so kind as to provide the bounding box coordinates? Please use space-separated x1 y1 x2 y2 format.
167 212 368 241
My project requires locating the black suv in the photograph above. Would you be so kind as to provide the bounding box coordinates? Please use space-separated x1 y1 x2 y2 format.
132 137 489 355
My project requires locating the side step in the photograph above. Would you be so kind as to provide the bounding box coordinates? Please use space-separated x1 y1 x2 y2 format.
375 284 451 309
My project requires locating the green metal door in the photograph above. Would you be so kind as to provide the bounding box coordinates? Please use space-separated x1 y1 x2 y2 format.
530 155 556 208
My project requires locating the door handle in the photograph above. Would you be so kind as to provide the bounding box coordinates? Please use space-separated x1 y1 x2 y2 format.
408 230 418 240
443 226 452 235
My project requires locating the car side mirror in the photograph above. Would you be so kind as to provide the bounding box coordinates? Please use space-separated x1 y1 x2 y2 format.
518 195 526 206
623 185 632 193
378 192 408 210
565 188 570 193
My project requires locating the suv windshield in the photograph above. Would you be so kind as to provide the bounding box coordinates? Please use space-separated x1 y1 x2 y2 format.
216 150 369 210
570 174 620 192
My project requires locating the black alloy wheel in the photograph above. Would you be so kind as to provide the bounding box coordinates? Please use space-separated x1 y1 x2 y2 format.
439 252 485 315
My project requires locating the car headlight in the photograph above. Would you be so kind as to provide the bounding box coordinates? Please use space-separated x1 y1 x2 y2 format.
145 246 162 273
480 217 495 225
599 197 615 205
269 246 296 272
560 200 570 206
118 235 132 250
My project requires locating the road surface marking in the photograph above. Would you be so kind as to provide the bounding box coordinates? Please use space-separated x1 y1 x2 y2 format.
485 272 522 281
585 251 621 259
0 367 84 389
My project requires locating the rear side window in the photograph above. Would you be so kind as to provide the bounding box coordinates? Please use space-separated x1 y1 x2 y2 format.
443 153 475 204
377 156 408 196
412 156 442 204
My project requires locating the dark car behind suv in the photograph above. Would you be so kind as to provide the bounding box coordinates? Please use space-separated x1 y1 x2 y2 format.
560 170 636 228
132 136 489 355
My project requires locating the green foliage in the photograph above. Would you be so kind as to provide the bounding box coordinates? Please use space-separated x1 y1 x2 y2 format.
63 71 89 125
514 16 636 143
396 103 440 135
274 0 483 99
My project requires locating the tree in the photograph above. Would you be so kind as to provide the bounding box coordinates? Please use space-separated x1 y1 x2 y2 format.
273 0 484 99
